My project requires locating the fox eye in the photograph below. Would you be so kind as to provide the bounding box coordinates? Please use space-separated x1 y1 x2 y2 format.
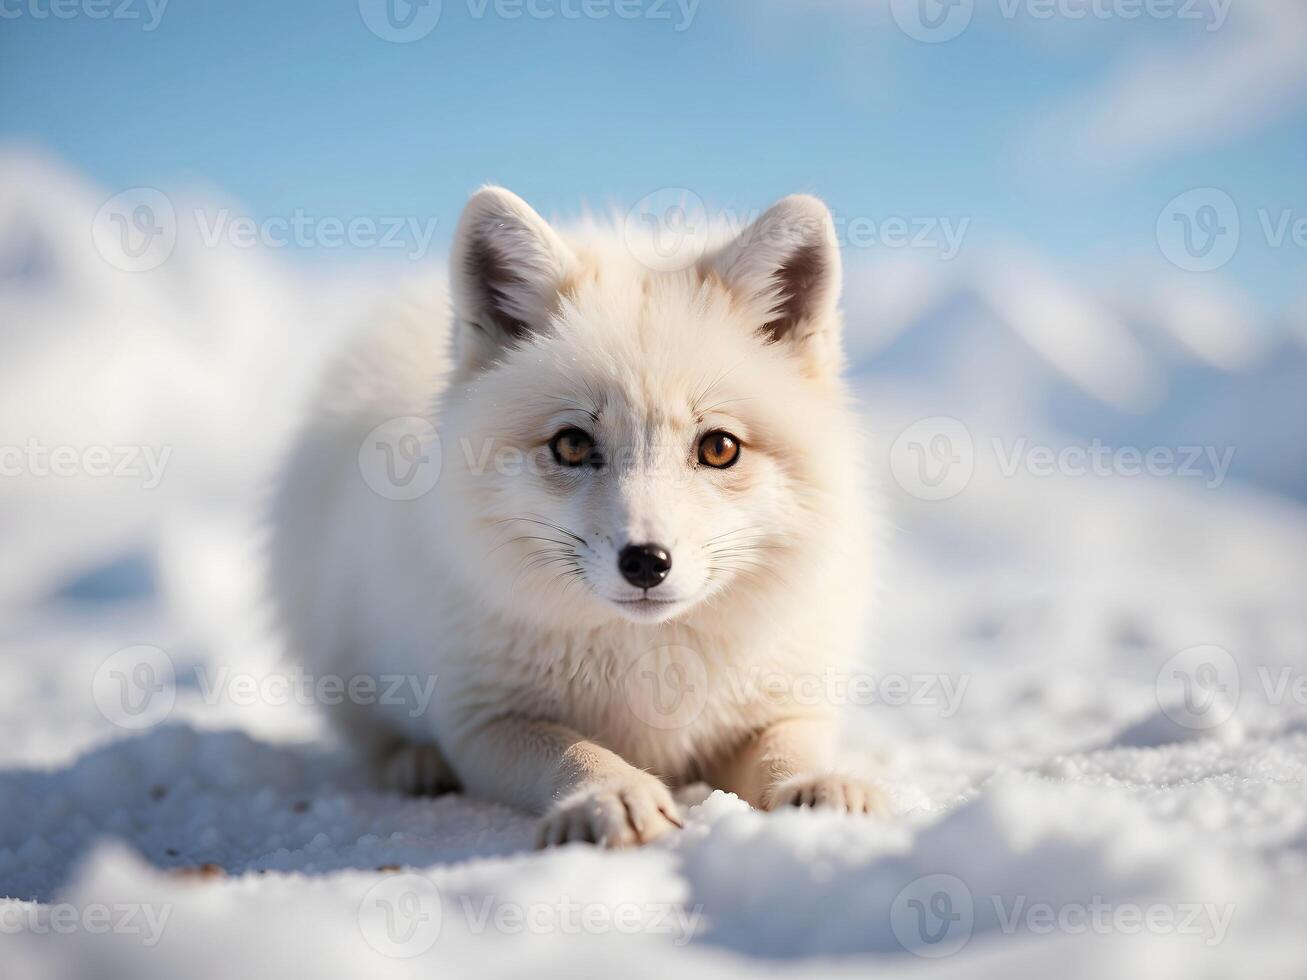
698 430 741 469
550 428 601 468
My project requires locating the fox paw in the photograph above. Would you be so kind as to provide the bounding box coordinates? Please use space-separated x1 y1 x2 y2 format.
536 775 683 849
381 743 458 797
764 773 889 815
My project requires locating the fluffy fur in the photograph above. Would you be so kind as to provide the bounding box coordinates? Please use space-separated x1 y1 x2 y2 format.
268 187 880 847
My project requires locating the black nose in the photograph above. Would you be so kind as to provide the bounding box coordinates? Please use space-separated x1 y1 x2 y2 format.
617 543 672 590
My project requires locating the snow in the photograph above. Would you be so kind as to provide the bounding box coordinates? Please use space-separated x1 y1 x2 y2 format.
2 150 1306 978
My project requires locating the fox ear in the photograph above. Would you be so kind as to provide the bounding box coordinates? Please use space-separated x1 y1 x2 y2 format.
709 195 843 377
450 186 576 372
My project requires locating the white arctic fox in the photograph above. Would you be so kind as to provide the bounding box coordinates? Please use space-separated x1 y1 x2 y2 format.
268 187 881 847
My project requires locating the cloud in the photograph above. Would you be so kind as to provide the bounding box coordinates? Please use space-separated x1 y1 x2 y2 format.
1032 0 1307 168
767 0 1305 169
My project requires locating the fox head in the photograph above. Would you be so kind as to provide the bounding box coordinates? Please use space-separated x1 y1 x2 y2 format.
434 187 862 631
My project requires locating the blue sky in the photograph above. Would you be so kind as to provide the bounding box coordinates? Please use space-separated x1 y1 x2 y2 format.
2 0 1304 316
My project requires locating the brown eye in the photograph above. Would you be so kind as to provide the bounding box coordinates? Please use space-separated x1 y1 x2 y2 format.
698 430 741 469
550 428 600 468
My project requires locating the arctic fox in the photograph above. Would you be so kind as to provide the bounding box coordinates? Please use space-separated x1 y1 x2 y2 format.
268 187 881 847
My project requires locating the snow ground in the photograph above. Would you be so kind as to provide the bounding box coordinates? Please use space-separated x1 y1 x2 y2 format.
2 153 1306 978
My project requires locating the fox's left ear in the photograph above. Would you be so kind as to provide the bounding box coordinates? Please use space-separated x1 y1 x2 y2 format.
708 195 843 378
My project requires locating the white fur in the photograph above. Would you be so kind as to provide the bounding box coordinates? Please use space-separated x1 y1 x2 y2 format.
268 187 880 847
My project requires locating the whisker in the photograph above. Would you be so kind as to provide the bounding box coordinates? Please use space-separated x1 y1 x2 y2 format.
520 553 579 575
540 394 599 422
494 515 588 546
490 534 572 556
714 563 794 592
556 567 588 600
512 544 577 591
690 360 746 417
709 544 787 559
697 395 758 416
701 524 767 547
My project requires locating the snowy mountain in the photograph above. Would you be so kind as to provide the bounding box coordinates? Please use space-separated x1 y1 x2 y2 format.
845 249 1307 500
0 147 406 612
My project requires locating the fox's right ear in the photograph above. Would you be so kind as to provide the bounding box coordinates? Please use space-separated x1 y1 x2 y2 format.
449 186 576 372
707 195 843 380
